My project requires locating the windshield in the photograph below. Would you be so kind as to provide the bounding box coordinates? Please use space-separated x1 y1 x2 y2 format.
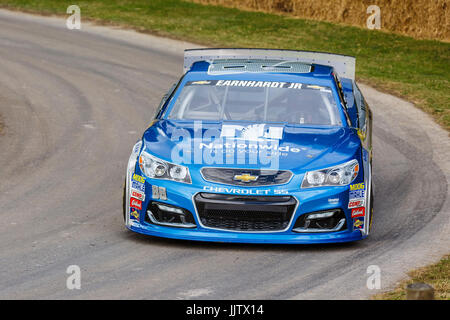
167 80 342 126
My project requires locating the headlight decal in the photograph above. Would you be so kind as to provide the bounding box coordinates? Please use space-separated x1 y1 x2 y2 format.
301 159 359 188
139 149 192 184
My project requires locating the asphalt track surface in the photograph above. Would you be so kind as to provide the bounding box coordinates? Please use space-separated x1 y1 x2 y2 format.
0 10 449 299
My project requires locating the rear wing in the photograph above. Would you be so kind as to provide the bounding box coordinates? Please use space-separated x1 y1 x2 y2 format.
184 48 356 80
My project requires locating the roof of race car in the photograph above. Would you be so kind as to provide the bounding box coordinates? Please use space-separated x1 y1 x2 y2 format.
184 49 356 80
187 59 334 79
161 60 350 126
182 61 339 90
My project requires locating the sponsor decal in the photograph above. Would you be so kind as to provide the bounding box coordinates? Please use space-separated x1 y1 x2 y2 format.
199 142 301 153
186 80 334 91
131 180 145 192
130 197 142 210
350 182 365 191
351 207 366 218
130 208 140 221
131 188 145 201
353 217 364 230
221 124 283 141
350 189 365 199
132 173 145 184
217 80 298 89
348 198 365 209
328 198 339 204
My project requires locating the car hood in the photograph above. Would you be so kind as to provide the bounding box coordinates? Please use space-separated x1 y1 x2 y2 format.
141 120 361 172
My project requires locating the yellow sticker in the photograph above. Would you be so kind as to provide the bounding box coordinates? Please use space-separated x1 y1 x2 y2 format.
191 80 211 85
354 219 364 228
130 209 139 220
350 183 365 191
357 129 366 141
132 173 145 184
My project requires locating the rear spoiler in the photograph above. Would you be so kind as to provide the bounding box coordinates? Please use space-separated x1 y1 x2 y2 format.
184 48 356 80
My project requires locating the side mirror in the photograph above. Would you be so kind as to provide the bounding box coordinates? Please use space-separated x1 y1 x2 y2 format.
160 94 169 106
154 83 177 119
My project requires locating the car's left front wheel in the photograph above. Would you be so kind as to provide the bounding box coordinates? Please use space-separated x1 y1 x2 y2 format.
122 179 126 222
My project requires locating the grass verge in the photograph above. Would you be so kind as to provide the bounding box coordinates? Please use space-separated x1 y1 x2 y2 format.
373 255 449 300
0 0 449 130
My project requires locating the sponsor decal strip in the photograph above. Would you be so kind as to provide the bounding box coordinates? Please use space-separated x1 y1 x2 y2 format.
187 80 329 91
130 208 140 221
132 173 145 184
131 188 145 201
350 182 365 191
349 182 366 208
349 189 365 199
199 142 302 153
353 217 364 230
351 207 365 218
348 198 365 209
130 197 142 210
131 180 145 192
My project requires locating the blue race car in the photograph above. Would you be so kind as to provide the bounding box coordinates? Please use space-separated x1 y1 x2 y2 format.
123 49 373 244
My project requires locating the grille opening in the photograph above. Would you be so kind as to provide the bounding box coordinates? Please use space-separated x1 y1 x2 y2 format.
292 209 347 233
201 168 292 186
262 65 292 69
208 59 312 74
146 202 196 228
223 65 246 69
195 193 296 231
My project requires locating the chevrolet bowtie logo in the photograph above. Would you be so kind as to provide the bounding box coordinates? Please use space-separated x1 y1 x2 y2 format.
233 173 258 183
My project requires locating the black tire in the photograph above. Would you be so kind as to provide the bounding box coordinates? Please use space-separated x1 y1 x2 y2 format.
369 183 374 231
122 179 126 222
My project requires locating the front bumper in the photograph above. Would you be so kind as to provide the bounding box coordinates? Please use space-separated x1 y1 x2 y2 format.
125 174 367 244
128 223 364 244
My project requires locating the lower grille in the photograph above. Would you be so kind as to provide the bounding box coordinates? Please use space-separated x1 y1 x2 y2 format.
145 202 196 228
194 193 297 231
292 209 347 233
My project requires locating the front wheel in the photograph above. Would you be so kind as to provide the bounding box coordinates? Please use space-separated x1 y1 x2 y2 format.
369 183 374 232
122 179 126 222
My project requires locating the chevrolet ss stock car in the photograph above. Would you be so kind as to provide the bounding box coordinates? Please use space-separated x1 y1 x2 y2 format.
123 48 373 244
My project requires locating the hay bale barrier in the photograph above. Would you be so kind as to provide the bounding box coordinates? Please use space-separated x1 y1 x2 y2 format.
193 0 449 41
